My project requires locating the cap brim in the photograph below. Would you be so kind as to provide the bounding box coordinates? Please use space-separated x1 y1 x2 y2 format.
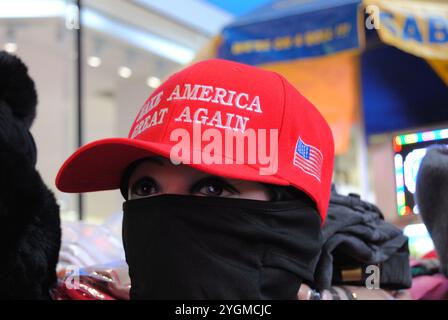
56 137 290 193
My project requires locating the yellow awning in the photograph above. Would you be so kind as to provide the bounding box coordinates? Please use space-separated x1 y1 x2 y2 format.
363 0 448 60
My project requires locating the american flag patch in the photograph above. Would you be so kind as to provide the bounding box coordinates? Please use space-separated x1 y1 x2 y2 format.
293 137 323 182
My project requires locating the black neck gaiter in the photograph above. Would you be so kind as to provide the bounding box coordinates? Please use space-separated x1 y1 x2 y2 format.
122 194 322 300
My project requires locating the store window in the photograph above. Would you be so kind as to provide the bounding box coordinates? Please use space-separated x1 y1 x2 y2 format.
1 0 206 223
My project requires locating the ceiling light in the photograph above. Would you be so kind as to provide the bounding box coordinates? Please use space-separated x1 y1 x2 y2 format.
118 66 132 79
147 76 161 88
4 42 17 53
87 56 102 67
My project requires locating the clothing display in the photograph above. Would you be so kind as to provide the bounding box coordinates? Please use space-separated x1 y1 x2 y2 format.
313 188 412 290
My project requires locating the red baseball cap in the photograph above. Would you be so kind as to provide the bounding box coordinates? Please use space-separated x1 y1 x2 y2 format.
56 59 334 222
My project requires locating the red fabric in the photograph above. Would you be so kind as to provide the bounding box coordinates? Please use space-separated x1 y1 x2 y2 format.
422 250 438 260
51 275 128 300
411 274 448 300
52 282 116 300
51 262 130 300
56 59 334 222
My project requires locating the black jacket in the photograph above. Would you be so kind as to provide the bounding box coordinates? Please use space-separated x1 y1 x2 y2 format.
0 51 61 299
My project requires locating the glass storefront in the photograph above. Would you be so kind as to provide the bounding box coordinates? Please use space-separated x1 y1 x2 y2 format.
0 0 205 223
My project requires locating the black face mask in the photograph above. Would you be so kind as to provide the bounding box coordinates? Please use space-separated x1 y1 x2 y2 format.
122 194 322 300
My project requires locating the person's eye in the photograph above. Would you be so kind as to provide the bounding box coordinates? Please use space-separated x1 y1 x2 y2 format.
130 177 159 198
191 177 240 197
